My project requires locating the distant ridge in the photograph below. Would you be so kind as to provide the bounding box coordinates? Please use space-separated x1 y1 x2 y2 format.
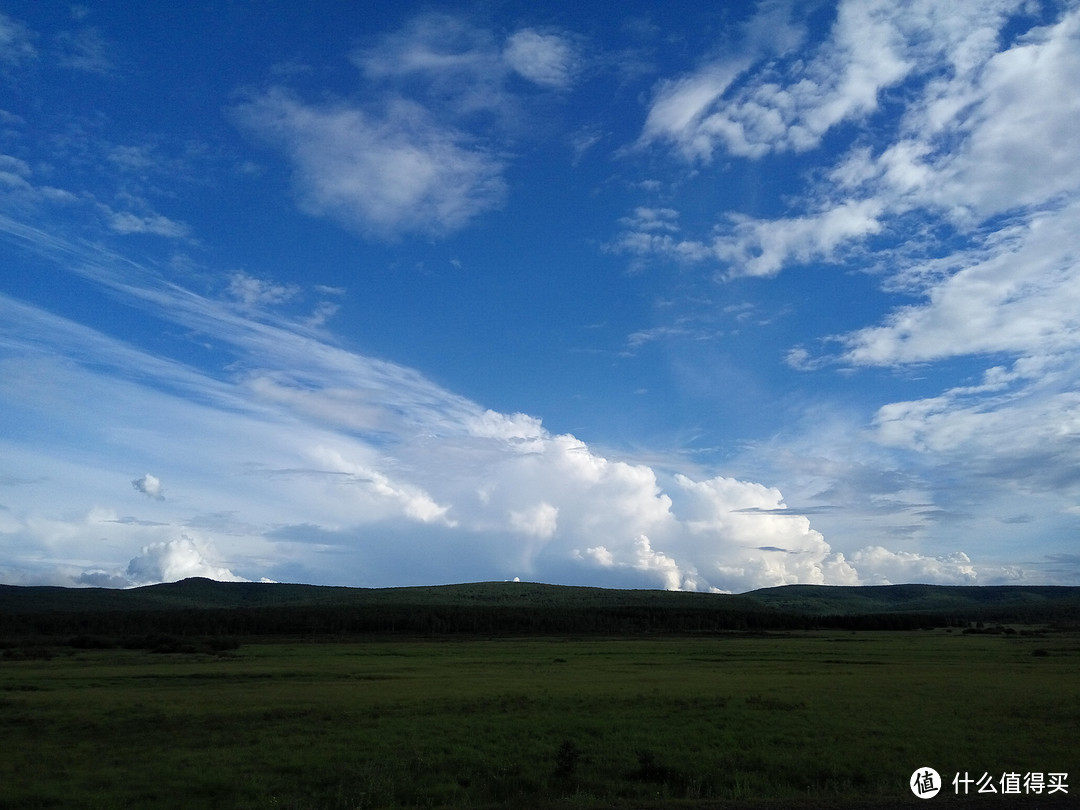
0 579 759 614
2 578 1078 622
744 583 1080 616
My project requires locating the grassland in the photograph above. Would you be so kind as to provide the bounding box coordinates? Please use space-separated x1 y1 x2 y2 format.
2 628 1078 809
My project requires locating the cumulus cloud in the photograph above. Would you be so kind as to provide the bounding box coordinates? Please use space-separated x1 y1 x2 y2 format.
849 546 976 585
132 473 164 501
510 502 559 538
839 182 1080 370
125 536 246 586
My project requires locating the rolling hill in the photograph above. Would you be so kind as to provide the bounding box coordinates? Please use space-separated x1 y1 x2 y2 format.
1 578 1078 637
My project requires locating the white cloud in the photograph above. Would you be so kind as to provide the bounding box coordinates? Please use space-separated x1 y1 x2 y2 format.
711 199 885 277
0 12 37 67
234 14 585 240
354 15 579 107
231 15 591 240
54 26 115 75
922 8 1080 219
669 473 860 589
0 154 31 188
107 210 189 238
842 203 1080 366
504 29 578 88
714 4 1080 526
626 3 1080 280
125 536 246 586
620 207 680 233
624 0 1080 386
132 473 164 501
228 271 300 308
108 145 158 171
306 301 340 328
641 61 751 160
628 534 684 591
640 1 1031 162
235 90 506 239
510 502 559 538
869 355 1080 497
609 198 884 277
0 154 79 208
354 13 501 87
307 445 455 526
849 546 976 585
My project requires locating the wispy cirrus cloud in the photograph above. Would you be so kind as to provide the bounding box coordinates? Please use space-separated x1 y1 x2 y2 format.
0 11 36 68
54 25 115 75
105 209 190 238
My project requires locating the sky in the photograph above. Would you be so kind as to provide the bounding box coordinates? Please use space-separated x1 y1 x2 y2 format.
2 1 1080 592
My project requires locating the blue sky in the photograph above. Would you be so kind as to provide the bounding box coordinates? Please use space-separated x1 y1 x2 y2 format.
2 1 1080 591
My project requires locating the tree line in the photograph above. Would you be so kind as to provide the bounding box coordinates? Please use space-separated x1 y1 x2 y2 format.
0 601 969 642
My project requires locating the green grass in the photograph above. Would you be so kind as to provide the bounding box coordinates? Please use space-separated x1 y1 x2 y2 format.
1 629 1078 808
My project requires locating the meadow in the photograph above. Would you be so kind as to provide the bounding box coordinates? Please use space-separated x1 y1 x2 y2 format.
2 628 1078 808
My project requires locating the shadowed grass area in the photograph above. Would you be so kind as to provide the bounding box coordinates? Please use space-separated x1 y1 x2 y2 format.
1 629 1078 808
